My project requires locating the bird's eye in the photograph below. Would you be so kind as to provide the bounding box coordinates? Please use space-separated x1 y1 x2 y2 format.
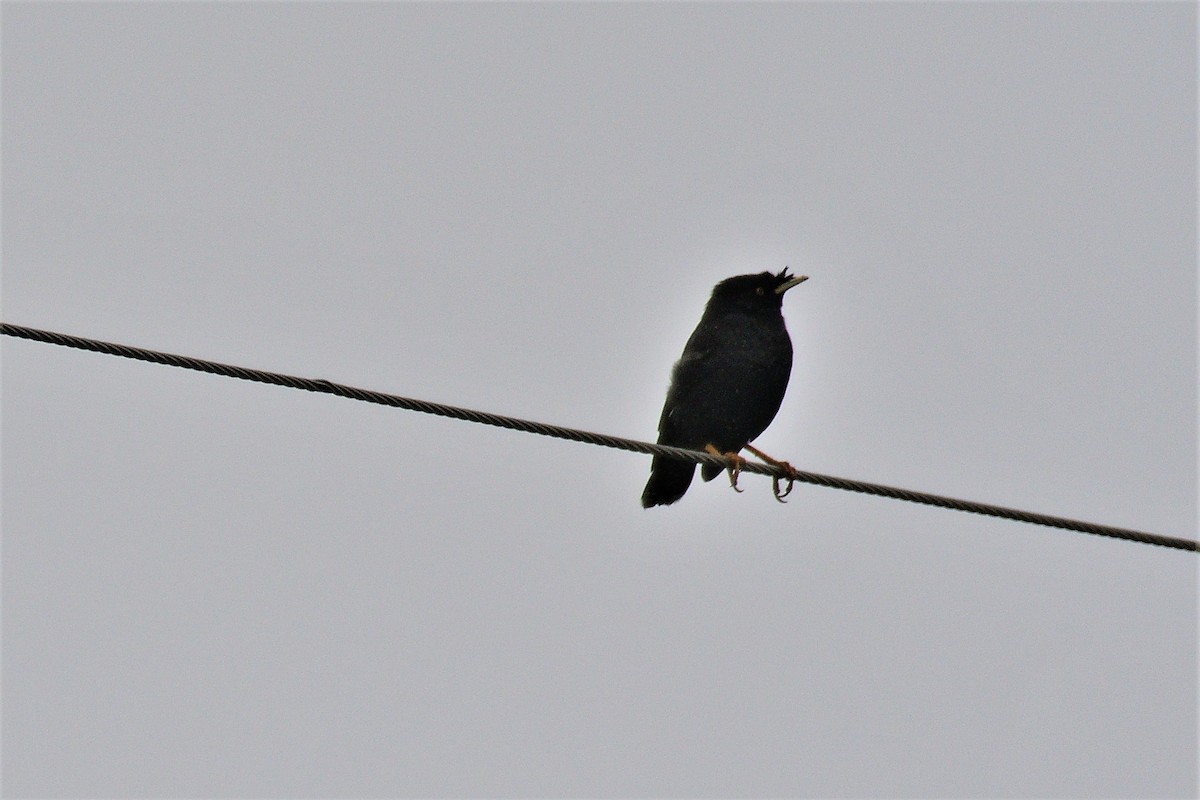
755 287 764 295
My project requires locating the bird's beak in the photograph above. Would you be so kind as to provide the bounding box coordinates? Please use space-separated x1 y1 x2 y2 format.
775 275 809 295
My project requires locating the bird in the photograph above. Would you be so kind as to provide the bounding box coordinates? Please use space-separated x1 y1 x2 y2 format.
641 268 807 508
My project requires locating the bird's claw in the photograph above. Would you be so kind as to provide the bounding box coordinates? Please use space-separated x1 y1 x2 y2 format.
705 444 746 493
744 443 800 503
771 464 799 503
703 443 799 501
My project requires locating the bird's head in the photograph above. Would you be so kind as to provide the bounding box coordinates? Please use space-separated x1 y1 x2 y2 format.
709 268 808 312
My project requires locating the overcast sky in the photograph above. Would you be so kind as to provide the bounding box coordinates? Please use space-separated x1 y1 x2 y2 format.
3 3 1196 797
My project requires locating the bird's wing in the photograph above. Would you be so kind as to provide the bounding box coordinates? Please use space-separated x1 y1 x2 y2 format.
657 348 712 439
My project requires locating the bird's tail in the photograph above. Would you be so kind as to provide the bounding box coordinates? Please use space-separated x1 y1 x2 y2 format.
641 457 696 508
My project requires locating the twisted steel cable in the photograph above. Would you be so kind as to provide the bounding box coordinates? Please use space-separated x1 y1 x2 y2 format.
4 322 1195 552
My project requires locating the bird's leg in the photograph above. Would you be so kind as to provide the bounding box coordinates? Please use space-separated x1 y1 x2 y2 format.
744 443 801 503
704 443 746 493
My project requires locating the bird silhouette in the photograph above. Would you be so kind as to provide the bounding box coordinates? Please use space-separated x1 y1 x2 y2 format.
642 269 807 507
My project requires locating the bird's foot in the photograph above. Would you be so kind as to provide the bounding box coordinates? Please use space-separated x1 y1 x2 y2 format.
705 444 747 493
744 444 801 503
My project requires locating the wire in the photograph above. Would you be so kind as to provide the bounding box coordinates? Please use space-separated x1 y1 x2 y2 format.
3 322 1195 553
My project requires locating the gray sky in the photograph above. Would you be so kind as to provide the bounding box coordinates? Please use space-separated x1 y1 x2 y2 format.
3 3 1196 797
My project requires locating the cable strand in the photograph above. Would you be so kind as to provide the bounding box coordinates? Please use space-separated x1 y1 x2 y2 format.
4 322 1194 553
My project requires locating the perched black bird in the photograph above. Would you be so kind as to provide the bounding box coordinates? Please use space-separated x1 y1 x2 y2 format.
641 269 807 508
